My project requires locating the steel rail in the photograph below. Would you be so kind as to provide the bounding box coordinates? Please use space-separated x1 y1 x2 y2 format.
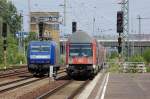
0 77 46 93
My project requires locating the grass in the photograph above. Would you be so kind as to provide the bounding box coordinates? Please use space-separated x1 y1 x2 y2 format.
0 64 3 69
108 63 120 73
0 64 14 69
107 58 120 73
146 66 150 72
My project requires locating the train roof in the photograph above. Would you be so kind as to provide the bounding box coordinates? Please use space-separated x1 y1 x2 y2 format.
69 30 93 43
29 41 56 46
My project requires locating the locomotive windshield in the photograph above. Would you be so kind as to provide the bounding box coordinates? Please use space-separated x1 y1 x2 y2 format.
69 44 92 57
31 45 50 52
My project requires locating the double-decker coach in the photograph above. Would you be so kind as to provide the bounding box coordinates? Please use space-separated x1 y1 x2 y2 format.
66 30 106 78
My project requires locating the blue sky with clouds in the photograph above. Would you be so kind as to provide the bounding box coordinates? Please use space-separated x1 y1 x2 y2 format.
12 0 150 36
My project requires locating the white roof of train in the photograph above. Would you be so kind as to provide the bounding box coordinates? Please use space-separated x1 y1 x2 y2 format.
69 30 93 43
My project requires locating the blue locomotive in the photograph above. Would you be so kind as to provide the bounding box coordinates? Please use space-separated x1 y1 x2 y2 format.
27 41 60 76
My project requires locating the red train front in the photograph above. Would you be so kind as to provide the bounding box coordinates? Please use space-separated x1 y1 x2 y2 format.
66 30 106 78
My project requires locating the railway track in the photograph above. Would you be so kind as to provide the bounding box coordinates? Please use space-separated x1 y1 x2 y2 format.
0 76 33 87
0 76 46 93
57 67 66 74
0 70 29 78
0 65 65 78
37 80 90 99
0 65 26 71
0 67 67 93
0 65 28 78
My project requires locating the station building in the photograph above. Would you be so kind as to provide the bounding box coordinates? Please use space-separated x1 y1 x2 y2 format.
30 12 60 44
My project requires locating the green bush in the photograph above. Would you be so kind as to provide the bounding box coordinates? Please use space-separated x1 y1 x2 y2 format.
143 49 150 63
127 55 145 73
146 66 150 72
0 34 27 67
108 63 120 73
108 59 120 73
7 34 18 64
109 51 118 59
15 53 26 64
129 55 145 62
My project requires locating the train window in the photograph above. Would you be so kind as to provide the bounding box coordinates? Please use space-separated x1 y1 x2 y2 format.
69 49 80 56
31 46 50 52
69 44 92 57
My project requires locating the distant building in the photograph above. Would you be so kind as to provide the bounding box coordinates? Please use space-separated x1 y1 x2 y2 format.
128 34 150 40
30 12 60 43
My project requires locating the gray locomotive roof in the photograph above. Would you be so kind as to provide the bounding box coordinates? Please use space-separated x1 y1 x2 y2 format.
69 30 93 43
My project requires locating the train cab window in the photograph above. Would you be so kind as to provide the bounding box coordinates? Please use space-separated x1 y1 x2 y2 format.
69 44 92 57
69 48 80 56
31 46 50 52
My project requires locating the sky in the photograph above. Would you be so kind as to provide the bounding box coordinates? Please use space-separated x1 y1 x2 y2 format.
11 0 150 36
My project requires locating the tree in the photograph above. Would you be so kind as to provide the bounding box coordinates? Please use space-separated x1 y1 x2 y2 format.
24 32 38 53
25 32 38 42
0 0 21 36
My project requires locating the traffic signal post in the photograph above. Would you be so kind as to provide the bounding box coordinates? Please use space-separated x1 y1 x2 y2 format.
117 11 124 62
118 36 122 54
2 22 7 69
38 22 44 38
38 22 51 40
118 33 122 62
72 21 77 33
117 11 123 54
117 11 124 33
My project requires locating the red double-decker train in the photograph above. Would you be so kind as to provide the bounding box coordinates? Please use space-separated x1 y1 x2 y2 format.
66 30 106 78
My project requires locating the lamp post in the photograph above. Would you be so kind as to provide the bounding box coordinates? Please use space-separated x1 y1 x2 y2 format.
59 0 67 36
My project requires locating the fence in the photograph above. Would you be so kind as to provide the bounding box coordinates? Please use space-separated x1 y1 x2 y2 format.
122 62 146 73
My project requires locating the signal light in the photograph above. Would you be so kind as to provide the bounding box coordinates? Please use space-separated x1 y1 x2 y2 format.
3 45 7 51
118 37 122 54
117 11 124 33
38 22 44 37
2 23 7 37
118 37 122 45
3 39 7 51
72 22 77 33
118 46 122 54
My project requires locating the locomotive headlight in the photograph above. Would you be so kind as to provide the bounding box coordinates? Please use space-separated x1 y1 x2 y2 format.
93 65 96 69
66 65 69 68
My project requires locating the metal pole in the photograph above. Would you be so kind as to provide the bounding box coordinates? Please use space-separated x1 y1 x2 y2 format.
137 15 142 55
127 0 130 58
28 0 31 32
138 15 141 34
133 40 134 56
4 37 7 69
49 66 54 81
120 0 129 61
4 51 7 69
93 17 95 36
64 0 66 26
20 12 25 56
18 32 20 53
139 15 142 55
